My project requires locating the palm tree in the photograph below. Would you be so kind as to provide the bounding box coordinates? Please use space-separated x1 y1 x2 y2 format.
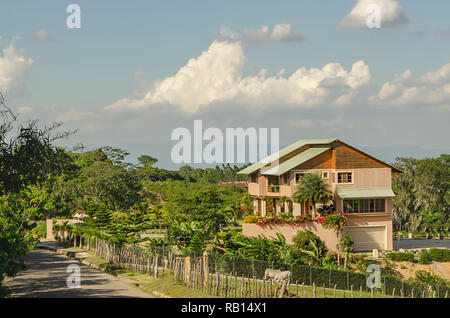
293 173 332 217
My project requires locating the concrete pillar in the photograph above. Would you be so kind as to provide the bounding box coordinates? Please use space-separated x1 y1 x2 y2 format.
293 202 301 217
261 199 266 217
253 198 259 216
46 219 54 240
284 201 290 213
275 199 282 215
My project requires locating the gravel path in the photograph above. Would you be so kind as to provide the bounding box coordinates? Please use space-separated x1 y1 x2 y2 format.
4 248 153 298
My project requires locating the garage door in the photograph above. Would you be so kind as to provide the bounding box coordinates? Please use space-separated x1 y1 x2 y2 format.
345 226 386 251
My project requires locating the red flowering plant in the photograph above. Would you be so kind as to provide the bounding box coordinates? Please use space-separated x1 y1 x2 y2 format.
254 210 347 226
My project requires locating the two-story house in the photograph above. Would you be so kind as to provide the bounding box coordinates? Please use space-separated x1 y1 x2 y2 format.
238 139 401 251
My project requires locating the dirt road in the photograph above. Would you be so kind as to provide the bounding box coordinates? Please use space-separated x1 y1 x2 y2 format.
4 248 153 298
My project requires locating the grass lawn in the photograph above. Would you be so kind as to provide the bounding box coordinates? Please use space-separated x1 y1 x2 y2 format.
120 271 217 298
203 273 392 298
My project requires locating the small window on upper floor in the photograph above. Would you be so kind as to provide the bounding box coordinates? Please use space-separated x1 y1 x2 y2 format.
249 173 257 183
294 172 304 184
282 174 289 185
337 172 352 183
322 171 329 179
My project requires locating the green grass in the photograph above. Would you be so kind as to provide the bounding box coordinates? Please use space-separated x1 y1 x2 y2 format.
203 274 393 298
120 271 217 298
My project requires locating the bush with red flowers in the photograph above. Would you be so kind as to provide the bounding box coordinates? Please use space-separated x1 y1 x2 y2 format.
254 212 346 226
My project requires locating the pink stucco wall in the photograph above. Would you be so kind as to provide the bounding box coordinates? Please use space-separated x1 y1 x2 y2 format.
243 220 393 251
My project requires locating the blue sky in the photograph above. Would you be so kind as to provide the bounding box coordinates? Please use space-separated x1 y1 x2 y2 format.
1 0 449 168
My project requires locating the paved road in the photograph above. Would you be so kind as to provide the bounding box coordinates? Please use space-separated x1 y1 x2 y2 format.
394 239 450 250
4 248 153 298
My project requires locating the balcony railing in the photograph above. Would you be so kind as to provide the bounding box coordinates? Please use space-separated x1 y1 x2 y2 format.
267 185 280 193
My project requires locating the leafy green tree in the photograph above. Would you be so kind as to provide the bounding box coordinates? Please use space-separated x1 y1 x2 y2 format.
293 173 332 217
189 233 204 254
0 95 72 296
392 155 449 234
322 213 347 267
292 230 327 265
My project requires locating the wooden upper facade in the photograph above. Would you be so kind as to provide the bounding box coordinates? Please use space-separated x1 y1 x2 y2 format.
240 139 400 199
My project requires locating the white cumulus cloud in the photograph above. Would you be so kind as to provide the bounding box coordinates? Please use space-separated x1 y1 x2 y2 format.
0 42 34 96
340 0 409 29
105 40 371 113
370 63 450 106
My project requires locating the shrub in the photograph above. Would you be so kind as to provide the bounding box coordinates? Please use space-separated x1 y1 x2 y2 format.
415 270 449 286
428 248 450 262
418 249 431 264
189 233 204 253
243 215 259 223
386 251 415 262
293 230 327 264
341 235 354 252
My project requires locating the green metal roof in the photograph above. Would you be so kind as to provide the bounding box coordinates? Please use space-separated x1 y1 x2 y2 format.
262 146 331 176
237 138 336 175
336 188 395 199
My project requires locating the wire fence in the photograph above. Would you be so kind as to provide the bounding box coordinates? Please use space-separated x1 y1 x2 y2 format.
94 240 449 298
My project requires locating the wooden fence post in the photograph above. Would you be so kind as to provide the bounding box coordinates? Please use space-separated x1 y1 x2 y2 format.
184 257 191 286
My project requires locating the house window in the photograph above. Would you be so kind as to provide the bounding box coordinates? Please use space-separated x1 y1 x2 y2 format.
294 172 304 184
267 176 280 192
249 173 257 183
337 172 352 183
343 198 385 213
322 171 329 179
282 173 289 185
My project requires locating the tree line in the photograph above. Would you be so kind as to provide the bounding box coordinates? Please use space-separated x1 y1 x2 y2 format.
392 155 449 234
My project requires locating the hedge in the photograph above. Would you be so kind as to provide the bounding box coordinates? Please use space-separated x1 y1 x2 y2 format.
386 252 415 262
428 248 450 262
